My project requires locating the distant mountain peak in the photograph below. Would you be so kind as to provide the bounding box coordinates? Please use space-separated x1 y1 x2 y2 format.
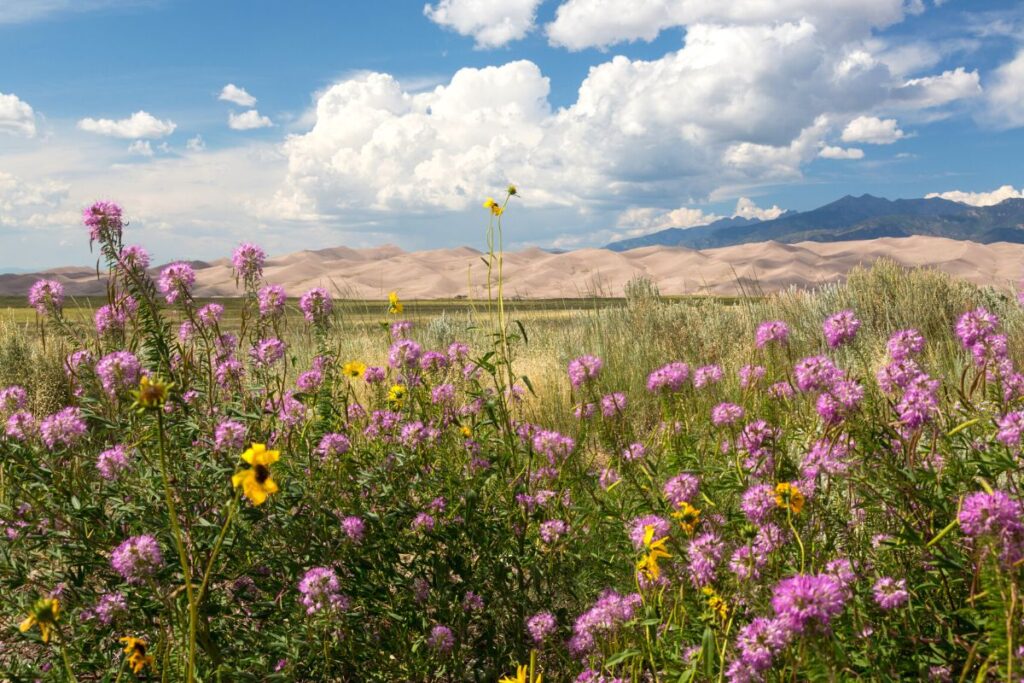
605 193 1024 251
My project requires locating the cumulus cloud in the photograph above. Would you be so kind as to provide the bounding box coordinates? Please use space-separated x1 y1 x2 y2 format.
545 0 911 50
982 49 1024 129
273 11 982 232
925 185 1024 206
77 110 176 138
128 140 154 156
618 197 784 234
424 0 542 48
0 171 70 228
841 115 905 143
186 134 206 151
228 109 273 130
219 83 257 107
733 197 785 220
0 91 36 137
618 206 721 231
819 145 865 159
894 67 982 108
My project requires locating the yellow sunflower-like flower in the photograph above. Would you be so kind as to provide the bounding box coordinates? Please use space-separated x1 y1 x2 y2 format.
636 524 671 581
459 425 473 438
500 664 541 683
483 197 504 216
702 586 729 623
131 375 171 411
19 597 59 643
388 384 407 406
342 360 366 378
388 291 404 314
231 443 280 506
120 636 156 674
774 482 805 515
672 501 702 535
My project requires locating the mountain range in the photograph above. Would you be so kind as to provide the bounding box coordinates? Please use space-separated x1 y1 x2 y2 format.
606 194 1024 251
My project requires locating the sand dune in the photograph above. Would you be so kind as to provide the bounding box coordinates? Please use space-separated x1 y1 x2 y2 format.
2 236 1021 300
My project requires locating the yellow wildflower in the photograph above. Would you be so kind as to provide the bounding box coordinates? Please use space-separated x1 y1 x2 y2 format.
232 443 280 506
774 482 805 515
483 197 504 216
635 524 671 581
131 375 171 410
120 636 155 674
18 597 59 643
342 360 366 378
388 291 404 314
460 425 473 438
500 664 541 683
702 586 729 622
672 501 702 535
388 384 407 406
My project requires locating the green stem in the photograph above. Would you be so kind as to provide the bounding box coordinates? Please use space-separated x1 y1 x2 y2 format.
57 627 79 683
197 492 240 605
156 410 197 682
787 508 806 573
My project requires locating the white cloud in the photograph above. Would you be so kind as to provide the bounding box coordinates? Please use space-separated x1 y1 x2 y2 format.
614 193 782 233
274 13 983 231
0 171 69 227
219 83 257 107
895 67 982 108
77 110 176 138
841 115 905 143
186 134 206 151
128 139 154 156
983 49 1024 129
424 0 542 48
0 91 36 137
733 196 785 220
819 145 865 159
228 109 273 130
545 0 910 50
618 206 721 231
925 185 1024 206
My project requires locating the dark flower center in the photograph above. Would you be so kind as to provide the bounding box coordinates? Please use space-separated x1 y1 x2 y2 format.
254 464 270 484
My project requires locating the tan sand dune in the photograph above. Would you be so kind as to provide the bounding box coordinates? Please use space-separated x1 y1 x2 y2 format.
2 236 1021 300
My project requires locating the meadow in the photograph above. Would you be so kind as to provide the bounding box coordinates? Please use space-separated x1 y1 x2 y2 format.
2 196 1024 682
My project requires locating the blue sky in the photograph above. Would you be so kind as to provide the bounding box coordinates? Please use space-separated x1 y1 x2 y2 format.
1 0 1023 269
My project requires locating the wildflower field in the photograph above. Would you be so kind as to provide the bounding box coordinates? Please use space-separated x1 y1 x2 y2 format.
4 195 1024 682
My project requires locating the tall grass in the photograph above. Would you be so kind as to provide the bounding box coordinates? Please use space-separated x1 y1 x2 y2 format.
3 200 1024 681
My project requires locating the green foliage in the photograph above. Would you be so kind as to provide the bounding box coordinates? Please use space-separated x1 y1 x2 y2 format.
1 209 1023 682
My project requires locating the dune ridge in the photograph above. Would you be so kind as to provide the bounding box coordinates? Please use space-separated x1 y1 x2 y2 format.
1 236 1019 299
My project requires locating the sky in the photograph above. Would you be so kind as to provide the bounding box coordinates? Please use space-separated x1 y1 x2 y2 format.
1 0 1023 269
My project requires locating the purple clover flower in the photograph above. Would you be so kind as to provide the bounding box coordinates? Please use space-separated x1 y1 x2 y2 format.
28 279 64 316
755 320 789 348
872 577 909 610
96 445 131 480
157 262 196 304
647 361 689 392
298 567 349 614
258 284 286 318
568 355 603 389
111 534 163 584
822 310 861 348
231 242 265 282
527 611 557 643
83 200 123 242
299 287 332 324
